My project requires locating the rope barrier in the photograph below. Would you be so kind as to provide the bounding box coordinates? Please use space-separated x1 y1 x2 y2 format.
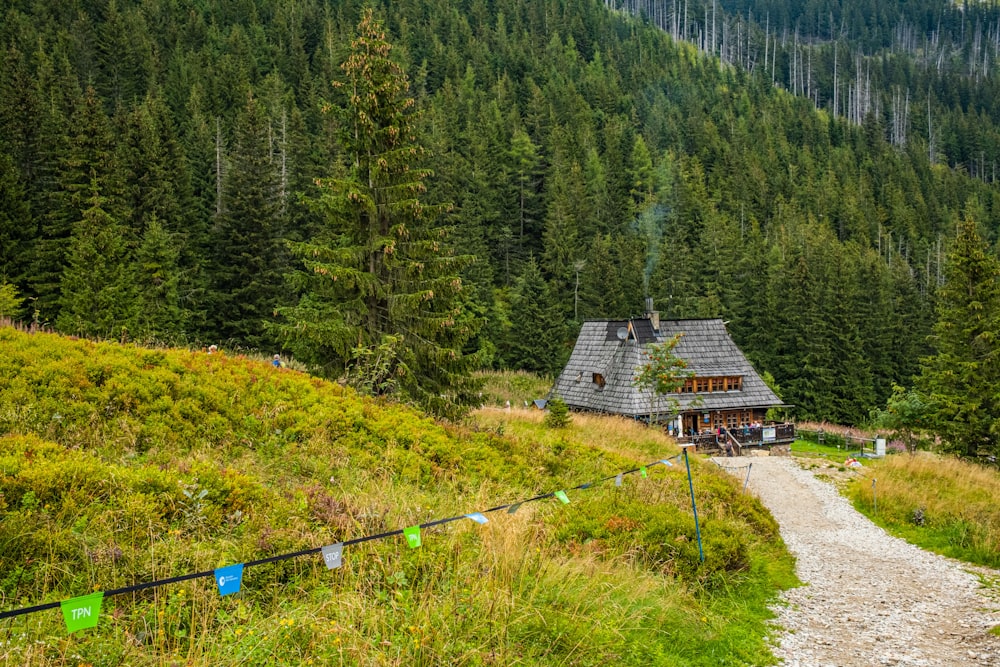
711 459 754 493
712 461 752 471
0 454 686 623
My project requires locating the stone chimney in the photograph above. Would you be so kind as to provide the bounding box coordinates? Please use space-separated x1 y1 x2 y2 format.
645 297 660 332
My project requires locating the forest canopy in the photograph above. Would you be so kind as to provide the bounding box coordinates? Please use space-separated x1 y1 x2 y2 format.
2 0 1000 429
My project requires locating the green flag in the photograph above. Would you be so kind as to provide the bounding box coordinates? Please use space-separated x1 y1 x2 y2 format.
403 525 422 548
61 592 104 633
640 466 648 478
553 490 570 504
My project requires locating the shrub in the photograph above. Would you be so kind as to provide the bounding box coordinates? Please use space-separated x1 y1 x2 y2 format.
0 282 23 319
544 396 570 429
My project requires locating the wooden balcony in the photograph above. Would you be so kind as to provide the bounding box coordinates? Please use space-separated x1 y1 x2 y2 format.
676 423 796 453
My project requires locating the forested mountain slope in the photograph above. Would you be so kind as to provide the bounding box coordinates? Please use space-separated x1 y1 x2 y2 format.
2 0 999 424
613 0 1000 174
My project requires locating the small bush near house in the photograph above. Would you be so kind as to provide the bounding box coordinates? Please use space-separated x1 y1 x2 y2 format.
544 396 571 428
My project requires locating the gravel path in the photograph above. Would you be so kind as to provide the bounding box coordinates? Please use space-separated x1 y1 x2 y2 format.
714 455 1000 666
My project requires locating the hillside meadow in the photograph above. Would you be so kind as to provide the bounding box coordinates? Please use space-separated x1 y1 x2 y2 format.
847 452 1000 570
0 326 796 666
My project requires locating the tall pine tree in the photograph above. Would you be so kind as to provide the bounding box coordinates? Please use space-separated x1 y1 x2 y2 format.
275 8 482 420
505 257 566 376
210 94 286 350
56 177 133 338
916 216 1000 458
131 215 185 341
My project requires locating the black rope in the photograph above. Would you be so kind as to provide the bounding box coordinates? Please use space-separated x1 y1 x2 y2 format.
0 454 683 622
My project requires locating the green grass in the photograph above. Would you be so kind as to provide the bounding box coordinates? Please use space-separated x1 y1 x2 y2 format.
0 327 796 665
476 370 553 408
789 439 866 464
846 453 1000 569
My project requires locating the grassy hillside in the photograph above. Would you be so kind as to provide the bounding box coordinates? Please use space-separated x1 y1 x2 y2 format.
847 453 1000 569
474 370 554 408
0 326 795 665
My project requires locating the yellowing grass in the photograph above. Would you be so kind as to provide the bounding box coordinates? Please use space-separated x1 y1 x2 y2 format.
0 329 793 666
475 370 552 407
472 407 677 464
849 452 1000 567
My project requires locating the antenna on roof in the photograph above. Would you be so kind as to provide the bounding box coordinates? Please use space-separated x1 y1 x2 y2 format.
616 326 628 341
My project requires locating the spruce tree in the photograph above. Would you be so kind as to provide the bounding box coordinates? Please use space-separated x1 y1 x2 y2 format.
541 141 584 308
0 281 23 320
0 152 29 283
917 216 1000 458
509 128 544 269
544 395 571 428
210 94 286 350
131 215 184 341
506 257 565 375
56 177 133 338
117 95 192 239
578 234 623 320
275 8 483 420
31 79 120 324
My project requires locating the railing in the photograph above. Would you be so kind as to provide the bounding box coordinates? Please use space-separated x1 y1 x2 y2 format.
797 428 881 456
676 423 796 450
681 433 723 449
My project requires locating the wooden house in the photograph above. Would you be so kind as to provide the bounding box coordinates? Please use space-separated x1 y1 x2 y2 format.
552 311 793 450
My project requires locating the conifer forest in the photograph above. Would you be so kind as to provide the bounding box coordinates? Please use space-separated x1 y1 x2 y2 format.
3 0 1000 452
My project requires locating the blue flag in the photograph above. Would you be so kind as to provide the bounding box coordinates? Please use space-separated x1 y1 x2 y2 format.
215 564 245 596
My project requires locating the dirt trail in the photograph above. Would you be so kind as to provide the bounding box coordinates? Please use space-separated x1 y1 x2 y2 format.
715 456 1000 666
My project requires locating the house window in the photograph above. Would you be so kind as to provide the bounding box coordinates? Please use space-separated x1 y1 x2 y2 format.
727 414 738 429
593 373 606 388
685 376 743 393
710 376 743 391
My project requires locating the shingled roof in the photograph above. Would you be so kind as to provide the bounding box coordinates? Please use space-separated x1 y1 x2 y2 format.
552 318 781 418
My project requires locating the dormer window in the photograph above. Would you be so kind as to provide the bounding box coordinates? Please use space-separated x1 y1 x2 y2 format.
686 376 743 393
